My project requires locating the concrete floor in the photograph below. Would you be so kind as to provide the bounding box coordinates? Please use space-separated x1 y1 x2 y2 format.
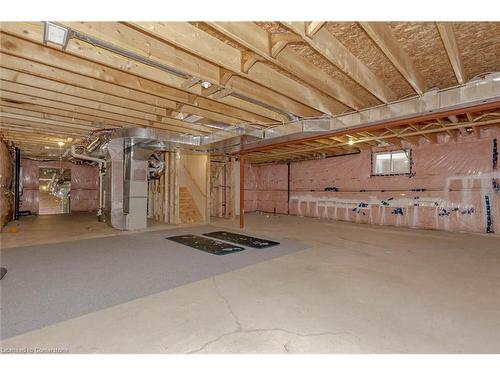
1 212 499 353
0 212 174 249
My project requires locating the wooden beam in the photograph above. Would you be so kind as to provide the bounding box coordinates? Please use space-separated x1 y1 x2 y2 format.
0 24 285 123
386 137 403 148
246 63 345 115
5 52 245 126
0 134 72 145
200 84 221 97
242 118 500 160
240 51 262 73
180 76 200 89
207 22 364 110
420 131 439 144
306 22 326 37
1 91 153 129
437 119 458 142
240 100 500 154
104 22 321 116
436 22 465 84
0 67 170 117
268 33 302 57
0 62 226 134
129 22 337 115
0 121 88 137
359 22 426 95
282 21 397 103
212 88 232 100
219 67 235 86
0 105 109 130
0 87 209 136
0 78 211 134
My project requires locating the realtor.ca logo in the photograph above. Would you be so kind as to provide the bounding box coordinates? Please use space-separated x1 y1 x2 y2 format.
1 347 69 354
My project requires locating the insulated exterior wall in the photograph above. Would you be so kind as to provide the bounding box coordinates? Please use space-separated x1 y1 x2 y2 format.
20 159 99 214
244 162 259 213
245 128 500 234
0 140 13 227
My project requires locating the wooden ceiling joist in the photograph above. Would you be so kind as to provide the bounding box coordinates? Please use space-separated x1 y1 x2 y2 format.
359 22 426 95
0 67 170 118
1 80 189 132
57 22 321 117
0 122 89 137
0 21 499 159
129 22 344 116
436 22 466 84
282 21 397 103
0 105 108 130
206 22 364 110
0 78 212 135
305 22 326 37
1 90 154 129
0 89 208 137
0 53 250 127
0 24 285 124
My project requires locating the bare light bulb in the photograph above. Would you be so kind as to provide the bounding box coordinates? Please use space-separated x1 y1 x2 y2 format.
201 81 212 89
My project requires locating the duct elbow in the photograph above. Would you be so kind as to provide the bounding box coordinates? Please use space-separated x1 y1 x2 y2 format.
71 145 106 169
148 153 165 179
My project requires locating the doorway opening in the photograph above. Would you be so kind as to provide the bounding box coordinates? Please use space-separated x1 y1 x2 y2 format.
38 167 71 215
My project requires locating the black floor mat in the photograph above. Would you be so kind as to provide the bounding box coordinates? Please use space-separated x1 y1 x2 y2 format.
166 234 244 255
0 267 7 280
203 231 280 249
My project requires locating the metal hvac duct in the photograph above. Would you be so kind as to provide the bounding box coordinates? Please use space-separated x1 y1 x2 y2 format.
104 128 167 230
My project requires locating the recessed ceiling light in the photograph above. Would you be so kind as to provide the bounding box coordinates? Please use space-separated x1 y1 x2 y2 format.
347 139 354 145
200 81 212 89
57 141 65 147
43 22 70 49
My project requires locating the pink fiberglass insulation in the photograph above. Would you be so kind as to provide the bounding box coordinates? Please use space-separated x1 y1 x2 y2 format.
20 159 99 214
0 141 13 227
245 128 500 234
244 162 259 213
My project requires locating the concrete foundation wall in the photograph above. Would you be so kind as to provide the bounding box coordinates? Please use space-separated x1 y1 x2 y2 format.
245 128 500 234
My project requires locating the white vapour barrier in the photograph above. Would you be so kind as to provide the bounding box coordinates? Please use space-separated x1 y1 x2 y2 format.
244 129 500 234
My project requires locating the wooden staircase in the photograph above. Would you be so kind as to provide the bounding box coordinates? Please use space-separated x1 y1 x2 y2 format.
179 186 203 224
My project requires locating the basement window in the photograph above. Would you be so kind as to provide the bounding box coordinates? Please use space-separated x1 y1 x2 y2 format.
371 150 411 176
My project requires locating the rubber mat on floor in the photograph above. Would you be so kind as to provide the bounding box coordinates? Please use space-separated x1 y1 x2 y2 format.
166 234 244 255
203 231 280 248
